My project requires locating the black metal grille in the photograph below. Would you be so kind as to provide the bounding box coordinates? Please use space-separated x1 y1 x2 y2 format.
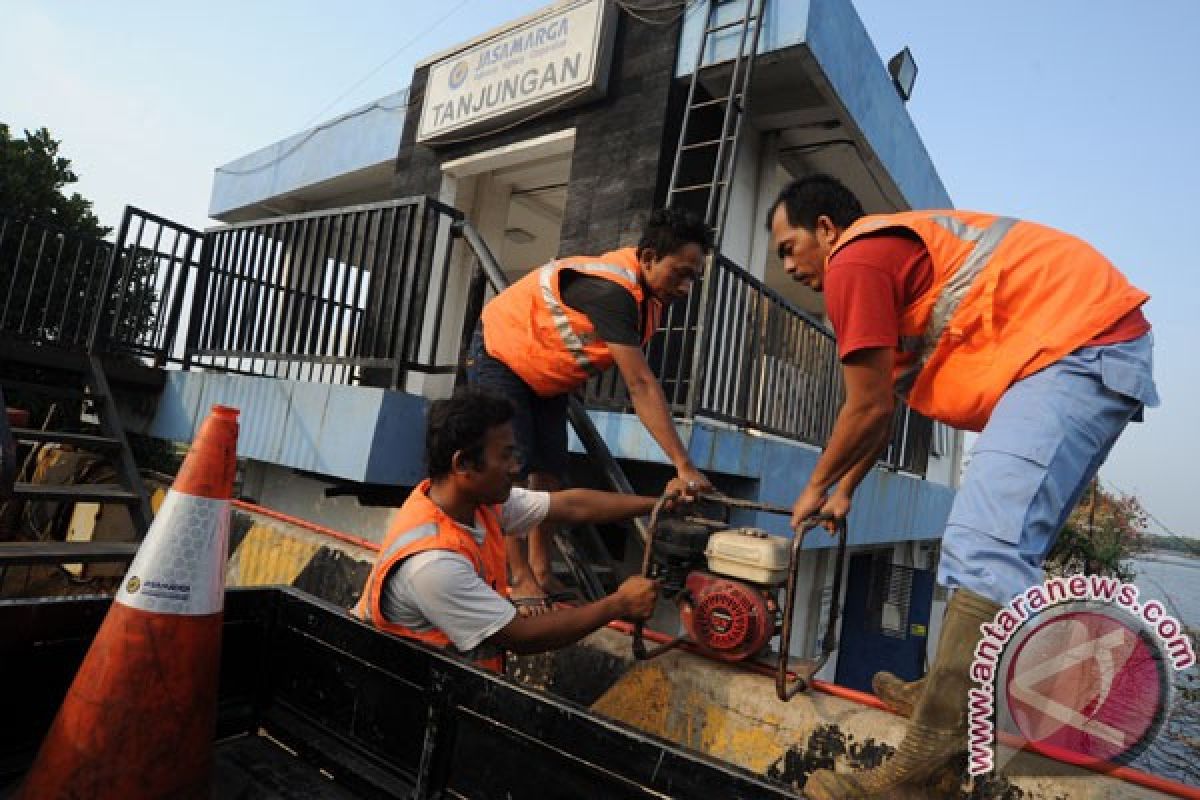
690 255 844 447
866 556 916 640
184 197 461 387
93 207 203 364
17 196 932 477
0 214 114 349
882 404 933 476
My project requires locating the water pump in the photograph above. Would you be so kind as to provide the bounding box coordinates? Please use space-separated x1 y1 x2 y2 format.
648 517 787 662
632 494 847 700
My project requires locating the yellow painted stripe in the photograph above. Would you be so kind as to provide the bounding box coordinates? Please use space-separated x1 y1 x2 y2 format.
227 523 321 587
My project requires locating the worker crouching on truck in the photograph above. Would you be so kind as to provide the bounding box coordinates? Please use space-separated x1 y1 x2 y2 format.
468 208 714 612
766 175 1158 799
355 387 680 672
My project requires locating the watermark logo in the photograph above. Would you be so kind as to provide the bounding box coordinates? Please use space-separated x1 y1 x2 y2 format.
968 574 1195 775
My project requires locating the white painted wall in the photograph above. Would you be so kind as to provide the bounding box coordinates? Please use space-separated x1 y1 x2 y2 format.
211 89 410 220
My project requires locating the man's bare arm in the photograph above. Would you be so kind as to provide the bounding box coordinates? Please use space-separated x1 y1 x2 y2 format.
544 489 657 527
608 343 712 492
488 577 657 654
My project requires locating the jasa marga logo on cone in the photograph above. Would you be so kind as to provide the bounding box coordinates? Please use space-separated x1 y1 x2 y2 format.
967 574 1195 776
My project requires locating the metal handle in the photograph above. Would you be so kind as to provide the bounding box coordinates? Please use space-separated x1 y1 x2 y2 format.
632 491 685 660
776 514 848 701
696 491 792 517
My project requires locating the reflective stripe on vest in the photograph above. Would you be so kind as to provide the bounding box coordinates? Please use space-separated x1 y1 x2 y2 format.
893 215 1018 397
357 521 439 625
537 260 642 377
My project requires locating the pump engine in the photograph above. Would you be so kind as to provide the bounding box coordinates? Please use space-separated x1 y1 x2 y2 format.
648 518 790 662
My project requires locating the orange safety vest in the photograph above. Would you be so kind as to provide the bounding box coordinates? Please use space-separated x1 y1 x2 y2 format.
481 247 663 397
830 211 1149 431
354 480 509 672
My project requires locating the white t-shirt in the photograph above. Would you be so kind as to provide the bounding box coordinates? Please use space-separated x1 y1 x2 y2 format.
379 488 551 654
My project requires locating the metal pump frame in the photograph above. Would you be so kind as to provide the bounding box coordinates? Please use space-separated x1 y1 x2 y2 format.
631 492 848 701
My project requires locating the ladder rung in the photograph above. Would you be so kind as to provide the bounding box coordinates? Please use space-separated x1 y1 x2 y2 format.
670 180 728 194
12 483 140 504
690 95 738 110
10 428 121 451
705 15 759 36
681 137 734 151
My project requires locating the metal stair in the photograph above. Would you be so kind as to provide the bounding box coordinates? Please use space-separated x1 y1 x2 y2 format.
2 351 153 543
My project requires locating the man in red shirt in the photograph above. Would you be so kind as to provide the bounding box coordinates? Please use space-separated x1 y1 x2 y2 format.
767 174 1157 798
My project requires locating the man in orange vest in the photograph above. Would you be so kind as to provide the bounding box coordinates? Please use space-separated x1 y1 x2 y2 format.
468 208 714 611
766 175 1158 799
356 387 668 671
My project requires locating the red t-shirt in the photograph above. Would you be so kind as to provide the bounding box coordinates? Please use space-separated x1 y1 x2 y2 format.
824 232 1149 361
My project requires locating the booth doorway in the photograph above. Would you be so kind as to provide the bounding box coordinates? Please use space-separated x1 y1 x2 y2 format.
440 129 574 279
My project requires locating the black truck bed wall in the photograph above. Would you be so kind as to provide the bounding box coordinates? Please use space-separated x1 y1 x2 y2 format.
0 587 798 799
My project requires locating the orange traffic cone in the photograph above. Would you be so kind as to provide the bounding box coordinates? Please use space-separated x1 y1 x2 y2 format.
19 405 239 800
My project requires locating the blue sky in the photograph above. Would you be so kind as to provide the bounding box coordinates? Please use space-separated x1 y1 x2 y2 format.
2 1 1197 537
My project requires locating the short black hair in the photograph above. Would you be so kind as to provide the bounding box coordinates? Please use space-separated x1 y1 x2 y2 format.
637 208 713 258
766 174 865 232
425 387 514 479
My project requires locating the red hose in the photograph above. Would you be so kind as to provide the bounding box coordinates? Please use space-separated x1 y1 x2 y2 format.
232 499 382 553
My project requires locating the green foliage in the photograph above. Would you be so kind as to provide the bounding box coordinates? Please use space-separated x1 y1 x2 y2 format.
1045 483 1147 580
0 124 159 350
0 124 109 236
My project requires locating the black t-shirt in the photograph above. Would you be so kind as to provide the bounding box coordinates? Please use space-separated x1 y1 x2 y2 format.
559 270 651 347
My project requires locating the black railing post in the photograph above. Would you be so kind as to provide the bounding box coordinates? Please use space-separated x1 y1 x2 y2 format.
87 206 133 355
423 207 457 373
106 212 147 349
181 230 214 371
159 231 199 367
391 197 429 390
454 256 487 389
683 253 721 419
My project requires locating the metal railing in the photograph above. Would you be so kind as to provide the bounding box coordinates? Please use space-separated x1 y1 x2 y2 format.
585 253 932 474
882 403 933 475
183 197 462 388
91 207 203 364
0 214 114 349
11 196 931 476
691 256 844 447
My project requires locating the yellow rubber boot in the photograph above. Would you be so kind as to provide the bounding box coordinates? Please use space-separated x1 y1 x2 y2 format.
804 589 1001 799
871 671 925 718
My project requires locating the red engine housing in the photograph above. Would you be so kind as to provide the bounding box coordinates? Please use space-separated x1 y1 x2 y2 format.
679 571 778 662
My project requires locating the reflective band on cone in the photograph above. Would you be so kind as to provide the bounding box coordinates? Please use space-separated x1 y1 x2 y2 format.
19 405 239 800
117 491 231 615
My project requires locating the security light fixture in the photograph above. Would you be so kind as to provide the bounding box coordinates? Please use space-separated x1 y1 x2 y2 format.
888 47 918 102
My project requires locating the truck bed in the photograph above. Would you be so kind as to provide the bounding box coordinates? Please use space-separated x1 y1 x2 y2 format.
215 733 377 799
0 587 798 799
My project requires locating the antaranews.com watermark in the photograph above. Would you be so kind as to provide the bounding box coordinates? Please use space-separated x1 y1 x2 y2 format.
967 573 1196 775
